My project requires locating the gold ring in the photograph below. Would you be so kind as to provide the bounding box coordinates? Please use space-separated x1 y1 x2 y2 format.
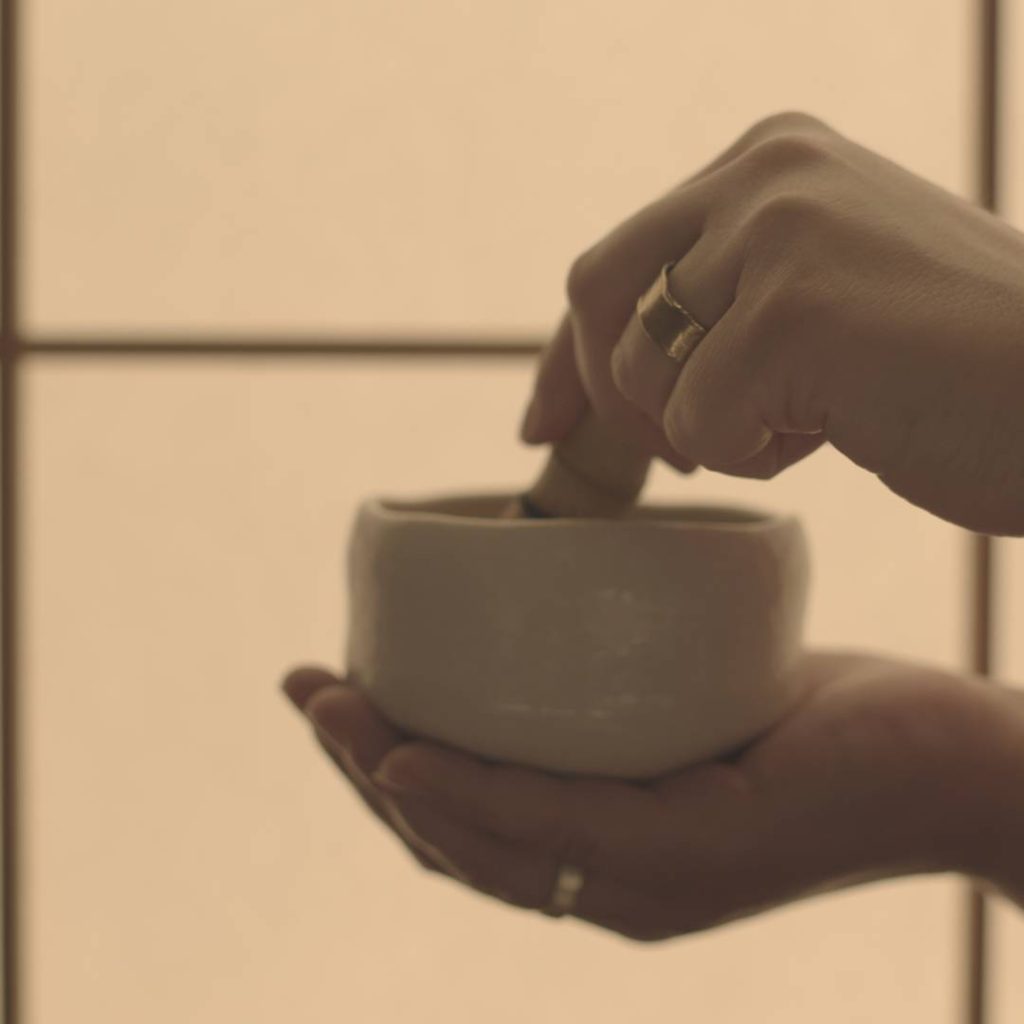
636 260 709 365
541 863 585 918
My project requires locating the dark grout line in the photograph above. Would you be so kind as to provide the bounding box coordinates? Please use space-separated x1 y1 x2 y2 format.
964 3 1000 1024
22 338 545 358
0 357 18 1024
1 0 20 1017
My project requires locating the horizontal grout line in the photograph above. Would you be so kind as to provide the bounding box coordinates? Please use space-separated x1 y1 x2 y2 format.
21 337 546 358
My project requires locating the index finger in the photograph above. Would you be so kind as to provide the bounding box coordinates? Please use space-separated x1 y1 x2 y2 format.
523 311 697 473
282 669 453 875
563 114 831 436
373 740 661 876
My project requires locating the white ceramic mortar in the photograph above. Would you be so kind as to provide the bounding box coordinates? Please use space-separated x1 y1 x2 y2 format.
345 491 810 780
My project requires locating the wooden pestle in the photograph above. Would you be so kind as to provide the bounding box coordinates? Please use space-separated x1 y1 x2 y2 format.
501 409 653 519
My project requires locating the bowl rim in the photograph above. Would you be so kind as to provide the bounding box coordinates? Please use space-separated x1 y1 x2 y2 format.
360 491 801 533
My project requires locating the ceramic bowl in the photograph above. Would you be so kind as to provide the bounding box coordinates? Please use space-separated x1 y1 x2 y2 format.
345 491 810 780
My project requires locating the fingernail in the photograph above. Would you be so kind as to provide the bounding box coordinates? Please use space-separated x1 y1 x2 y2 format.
519 395 546 443
306 698 347 747
372 766 421 796
372 751 428 795
372 773 413 797
313 719 370 777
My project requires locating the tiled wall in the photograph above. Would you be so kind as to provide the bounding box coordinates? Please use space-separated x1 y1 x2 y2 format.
16 1 1022 1021
25 362 964 1023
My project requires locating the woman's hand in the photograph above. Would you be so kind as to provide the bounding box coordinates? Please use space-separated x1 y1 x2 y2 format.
521 111 1024 536
281 652 1024 941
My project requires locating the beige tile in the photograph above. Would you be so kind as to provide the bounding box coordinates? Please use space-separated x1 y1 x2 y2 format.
25 0 970 336
24 360 969 1023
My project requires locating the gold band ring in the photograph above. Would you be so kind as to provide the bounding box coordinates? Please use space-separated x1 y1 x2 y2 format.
541 863 585 918
636 260 709 365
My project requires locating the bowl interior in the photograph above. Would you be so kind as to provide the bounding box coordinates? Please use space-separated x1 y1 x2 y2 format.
376 492 777 527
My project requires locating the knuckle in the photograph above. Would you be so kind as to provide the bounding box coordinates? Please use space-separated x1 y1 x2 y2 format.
666 907 716 937
611 896 685 943
622 923 675 944
747 190 829 247
750 109 828 139
746 132 832 175
735 445 785 481
411 848 447 875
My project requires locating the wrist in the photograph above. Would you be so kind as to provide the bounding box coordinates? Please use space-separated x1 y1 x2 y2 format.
955 682 1024 906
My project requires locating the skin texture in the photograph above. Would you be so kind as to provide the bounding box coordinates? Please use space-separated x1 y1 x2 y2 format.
522 111 1024 536
282 653 1024 942
282 112 1024 939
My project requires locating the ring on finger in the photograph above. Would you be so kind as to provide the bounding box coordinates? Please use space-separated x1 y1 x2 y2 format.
636 260 709 366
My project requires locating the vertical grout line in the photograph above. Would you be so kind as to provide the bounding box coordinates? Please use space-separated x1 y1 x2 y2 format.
0 0 20 1018
966 536 993 1024
966 3 999 1023
0 362 18 1024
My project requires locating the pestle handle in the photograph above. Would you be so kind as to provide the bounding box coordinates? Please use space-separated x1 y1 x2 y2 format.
503 409 652 519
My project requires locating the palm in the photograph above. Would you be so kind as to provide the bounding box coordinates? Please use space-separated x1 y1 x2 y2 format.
283 649 986 940
637 651 982 930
